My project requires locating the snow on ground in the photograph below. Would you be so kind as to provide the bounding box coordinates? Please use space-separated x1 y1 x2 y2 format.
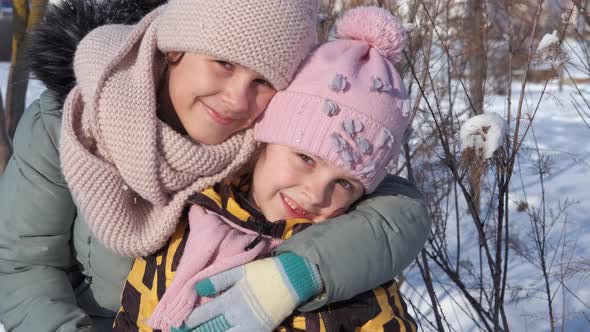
2 51 590 332
0 63 46 108
401 58 590 330
402 82 590 331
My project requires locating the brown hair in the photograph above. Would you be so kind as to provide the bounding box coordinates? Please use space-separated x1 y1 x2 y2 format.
230 142 267 180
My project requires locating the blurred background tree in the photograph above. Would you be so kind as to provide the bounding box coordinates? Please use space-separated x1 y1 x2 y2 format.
0 0 47 175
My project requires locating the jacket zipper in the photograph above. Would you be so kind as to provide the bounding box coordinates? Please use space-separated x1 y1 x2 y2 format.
244 212 274 251
244 234 263 251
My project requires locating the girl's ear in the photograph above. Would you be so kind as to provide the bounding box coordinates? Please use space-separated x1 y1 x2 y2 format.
166 52 185 65
159 52 185 79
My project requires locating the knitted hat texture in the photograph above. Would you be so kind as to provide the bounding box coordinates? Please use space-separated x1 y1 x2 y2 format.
157 0 320 90
255 6 414 193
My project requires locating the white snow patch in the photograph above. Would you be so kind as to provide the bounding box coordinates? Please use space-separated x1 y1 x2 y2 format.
460 112 507 159
537 30 559 51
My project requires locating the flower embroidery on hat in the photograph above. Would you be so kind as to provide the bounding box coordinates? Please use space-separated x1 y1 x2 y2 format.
352 150 363 164
376 128 394 150
331 133 356 169
329 73 348 92
323 99 340 117
342 119 364 139
360 160 376 178
339 149 354 169
331 132 349 152
355 137 373 155
369 75 392 93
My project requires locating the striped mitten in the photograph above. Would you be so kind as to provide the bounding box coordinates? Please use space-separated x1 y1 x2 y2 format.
173 253 323 332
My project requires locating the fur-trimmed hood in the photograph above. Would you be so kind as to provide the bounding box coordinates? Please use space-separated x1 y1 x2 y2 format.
27 0 166 106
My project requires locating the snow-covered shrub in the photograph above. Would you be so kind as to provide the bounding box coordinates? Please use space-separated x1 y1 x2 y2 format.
460 112 507 159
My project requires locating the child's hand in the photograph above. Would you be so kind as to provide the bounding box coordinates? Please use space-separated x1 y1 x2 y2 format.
173 253 323 332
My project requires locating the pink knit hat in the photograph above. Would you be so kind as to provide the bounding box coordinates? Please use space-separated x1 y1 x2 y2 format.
157 0 319 90
254 6 414 193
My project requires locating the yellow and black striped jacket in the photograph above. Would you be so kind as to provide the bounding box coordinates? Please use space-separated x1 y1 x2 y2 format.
113 180 416 332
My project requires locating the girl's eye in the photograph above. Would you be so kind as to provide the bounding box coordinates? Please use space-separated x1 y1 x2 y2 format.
216 60 234 71
255 78 273 88
297 153 315 166
336 179 353 191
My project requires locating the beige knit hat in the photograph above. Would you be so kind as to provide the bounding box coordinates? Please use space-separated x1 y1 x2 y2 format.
157 0 320 90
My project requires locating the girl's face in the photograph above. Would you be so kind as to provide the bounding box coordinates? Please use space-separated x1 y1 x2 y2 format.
250 144 365 223
160 53 277 145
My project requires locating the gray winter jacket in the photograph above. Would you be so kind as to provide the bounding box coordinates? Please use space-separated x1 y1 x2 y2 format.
0 89 430 331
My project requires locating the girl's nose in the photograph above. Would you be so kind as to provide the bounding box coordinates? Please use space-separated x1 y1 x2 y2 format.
305 177 332 207
223 78 251 114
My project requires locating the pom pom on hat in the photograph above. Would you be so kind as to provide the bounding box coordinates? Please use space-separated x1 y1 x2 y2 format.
334 6 408 63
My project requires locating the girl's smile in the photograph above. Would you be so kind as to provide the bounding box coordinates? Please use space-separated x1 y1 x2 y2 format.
202 101 241 126
250 144 365 223
280 193 317 220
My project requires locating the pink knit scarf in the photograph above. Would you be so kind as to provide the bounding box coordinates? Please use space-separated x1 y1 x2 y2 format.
60 8 257 256
148 206 282 332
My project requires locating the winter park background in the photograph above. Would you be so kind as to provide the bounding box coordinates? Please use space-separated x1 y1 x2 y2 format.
1 0 590 331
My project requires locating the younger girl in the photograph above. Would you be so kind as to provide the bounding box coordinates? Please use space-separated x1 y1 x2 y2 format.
115 7 418 332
